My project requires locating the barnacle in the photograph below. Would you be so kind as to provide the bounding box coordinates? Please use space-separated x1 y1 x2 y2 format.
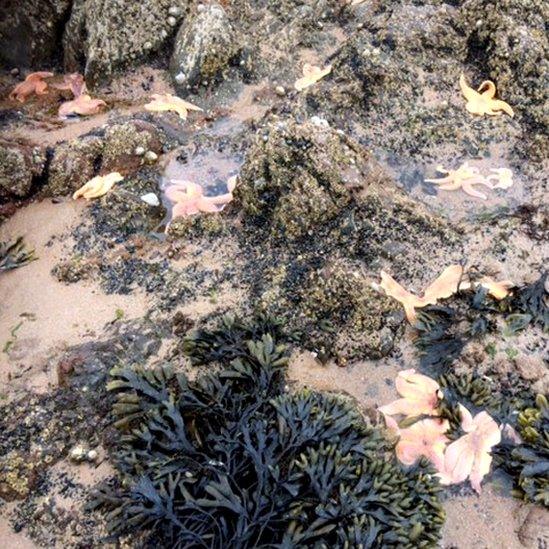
91 315 445 547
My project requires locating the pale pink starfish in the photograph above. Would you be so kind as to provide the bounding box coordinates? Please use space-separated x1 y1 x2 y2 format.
164 176 237 232
425 162 492 200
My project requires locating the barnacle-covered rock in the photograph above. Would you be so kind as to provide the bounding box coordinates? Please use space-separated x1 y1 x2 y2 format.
236 118 371 240
261 257 401 362
47 136 104 197
92 316 445 547
46 120 165 196
102 120 164 171
170 3 239 90
458 0 549 129
0 0 72 67
63 0 190 87
0 140 46 199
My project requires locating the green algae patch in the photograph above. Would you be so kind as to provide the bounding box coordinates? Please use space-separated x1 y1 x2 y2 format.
91 316 445 547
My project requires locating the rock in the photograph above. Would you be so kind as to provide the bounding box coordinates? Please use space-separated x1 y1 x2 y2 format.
144 150 158 164
0 140 46 199
63 0 190 88
170 4 239 90
236 118 363 240
47 136 104 197
0 0 72 68
69 445 87 463
140 192 160 206
46 120 165 196
459 0 549 129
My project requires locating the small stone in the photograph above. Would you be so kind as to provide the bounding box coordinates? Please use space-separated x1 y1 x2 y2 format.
168 16 177 26
10 68 19 76
69 445 87 463
168 6 181 16
144 41 152 50
134 146 146 156
87 449 98 462
144 151 158 163
275 85 285 96
140 192 160 207
175 72 186 85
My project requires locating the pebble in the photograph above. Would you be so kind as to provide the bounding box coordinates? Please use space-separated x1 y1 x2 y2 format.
134 146 145 156
10 67 19 76
168 6 181 16
69 445 87 462
167 16 177 27
140 193 160 207
144 151 158 163
275 85 286 96
175 72 186 84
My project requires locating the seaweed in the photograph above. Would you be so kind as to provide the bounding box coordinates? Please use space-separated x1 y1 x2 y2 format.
0 237 36 272
91 316 445 547
510 271 548 331
413 275 547 372
497 395 549 507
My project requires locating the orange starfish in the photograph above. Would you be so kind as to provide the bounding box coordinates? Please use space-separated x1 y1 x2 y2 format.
165 176 237 232
9 72 54 102
425 162 493 200
379 369 442 418
52 73 87 97
437 404 501 493
390 417 450 471
59 94 107 117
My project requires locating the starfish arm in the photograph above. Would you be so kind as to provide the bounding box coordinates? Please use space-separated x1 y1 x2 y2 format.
462 181 488 200
490 99 514 117
460 74 479 102
436 181 463 190
478 81 496 98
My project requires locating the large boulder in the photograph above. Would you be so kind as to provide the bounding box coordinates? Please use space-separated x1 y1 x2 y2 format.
170 4 239 91
63 0 190 87
0 0 71 68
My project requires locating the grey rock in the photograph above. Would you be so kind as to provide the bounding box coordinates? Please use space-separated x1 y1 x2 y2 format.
170 4 239 90
63 0 190 88
0 0 72 68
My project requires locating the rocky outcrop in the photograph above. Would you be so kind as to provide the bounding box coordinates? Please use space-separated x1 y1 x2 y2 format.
0 140 46 198
170 4 239 91
0 0 72 68
63 0 189 87
46 119 165 196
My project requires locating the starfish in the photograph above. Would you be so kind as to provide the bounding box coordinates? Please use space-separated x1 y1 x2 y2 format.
9 72 54 102
165 176 237 232
459 74 514 117
486 167 514 189
52 73 87 97
378 265 463 323
425 162 493 199
144 94 203 120
294 63 332 91
73 172 124 199
59 94 107 117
